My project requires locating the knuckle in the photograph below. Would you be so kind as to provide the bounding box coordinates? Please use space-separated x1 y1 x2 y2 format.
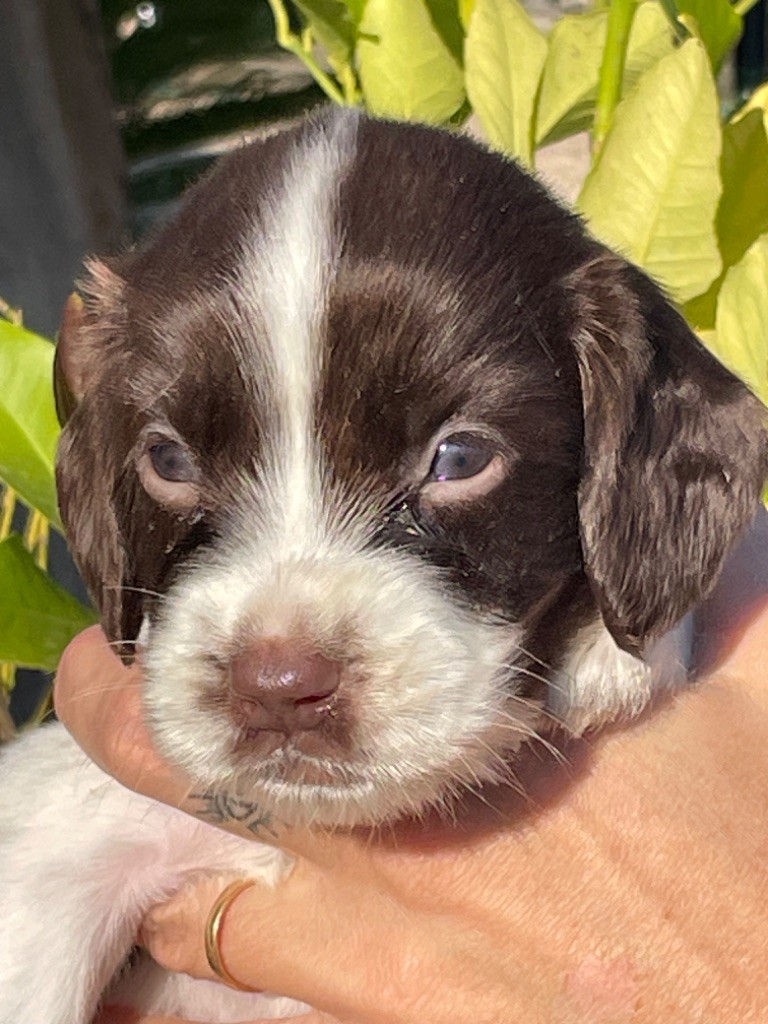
147 931 192 975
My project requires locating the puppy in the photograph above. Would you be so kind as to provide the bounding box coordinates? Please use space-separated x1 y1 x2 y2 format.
0 108 765 1023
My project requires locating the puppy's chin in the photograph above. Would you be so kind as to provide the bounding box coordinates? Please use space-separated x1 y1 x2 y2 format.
168 718 534 829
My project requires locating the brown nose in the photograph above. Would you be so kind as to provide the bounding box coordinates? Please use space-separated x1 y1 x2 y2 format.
229 640 340 733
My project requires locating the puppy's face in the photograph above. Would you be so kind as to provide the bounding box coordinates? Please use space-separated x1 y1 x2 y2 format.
56 112 767 826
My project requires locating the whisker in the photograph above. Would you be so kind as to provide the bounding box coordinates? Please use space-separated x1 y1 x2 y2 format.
504 662 557 690
500 718 568 765
502 691 566 731
55 682 144 702
494 658 572 700
508 640 557 675
104 584 165 601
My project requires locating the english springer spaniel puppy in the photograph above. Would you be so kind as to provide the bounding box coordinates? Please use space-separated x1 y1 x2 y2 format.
0 108 765 1023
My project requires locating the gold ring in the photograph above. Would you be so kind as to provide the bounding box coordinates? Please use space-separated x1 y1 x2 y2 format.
204 878 261 992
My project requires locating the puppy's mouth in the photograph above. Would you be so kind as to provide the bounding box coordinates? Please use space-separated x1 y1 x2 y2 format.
226 742 394 823
232 729 363 789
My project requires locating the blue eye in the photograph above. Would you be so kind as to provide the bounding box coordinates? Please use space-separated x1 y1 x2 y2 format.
149 441 196 482
429 436 494 482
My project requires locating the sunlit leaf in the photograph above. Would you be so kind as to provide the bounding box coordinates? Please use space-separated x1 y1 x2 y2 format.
709 234 768 404
357 0 465 124
677 0 742 70
465 0 547 166
0 535 95 670
718 109 768 271
578 39 721 304
459 0 476 30
732 80 768 124
686 107 768 329
535 11 606 146
343 0 367 24
536 2 672 146
294 0 357 63
622 3 677 95
0 321 61 527
423 0 465 64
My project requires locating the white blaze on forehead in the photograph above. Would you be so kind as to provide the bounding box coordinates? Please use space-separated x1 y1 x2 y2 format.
236 112 359 548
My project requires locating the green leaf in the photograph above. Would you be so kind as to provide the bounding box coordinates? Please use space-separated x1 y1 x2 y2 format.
622 3 678 100
536 11 607 146
719 107 768 270
733 80 768 123
685 108 768 329
536 2 673 147
676 0 742 70
578 39 722 304
356 0 465 124
423 0 465 64
459 0 476 31
344 0 367 24
294 0 357 64
464 0 548 166
0 321 61 527
709 234 768 403
0 535 95 670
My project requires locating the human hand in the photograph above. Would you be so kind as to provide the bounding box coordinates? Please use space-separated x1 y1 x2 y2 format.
58 589 768 1024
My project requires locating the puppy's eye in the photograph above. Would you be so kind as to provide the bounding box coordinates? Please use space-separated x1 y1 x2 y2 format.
420 431 507 505
149 442 196 483
138 436 200 511
429 436 493 482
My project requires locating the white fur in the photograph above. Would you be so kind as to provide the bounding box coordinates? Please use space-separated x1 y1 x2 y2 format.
146 544 530 826
227 109 357 556
548 618 691 735
0 725 306 1023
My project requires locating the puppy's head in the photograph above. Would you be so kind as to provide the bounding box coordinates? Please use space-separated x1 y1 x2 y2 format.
55 110 767 825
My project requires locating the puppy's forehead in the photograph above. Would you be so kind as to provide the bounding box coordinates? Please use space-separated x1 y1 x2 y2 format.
121 111 588 480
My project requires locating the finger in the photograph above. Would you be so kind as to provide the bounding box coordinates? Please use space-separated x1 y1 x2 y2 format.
55 630 258 839
140 868 358 1010
139 863 475 1023
140 876 228 979
55 627 189 807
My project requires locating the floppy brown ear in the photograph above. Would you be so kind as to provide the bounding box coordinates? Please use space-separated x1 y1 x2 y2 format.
55 260 138 653
54 259 125 424
568 254 768 656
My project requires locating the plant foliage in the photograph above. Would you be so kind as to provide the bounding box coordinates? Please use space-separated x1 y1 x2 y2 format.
0 306 94 726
